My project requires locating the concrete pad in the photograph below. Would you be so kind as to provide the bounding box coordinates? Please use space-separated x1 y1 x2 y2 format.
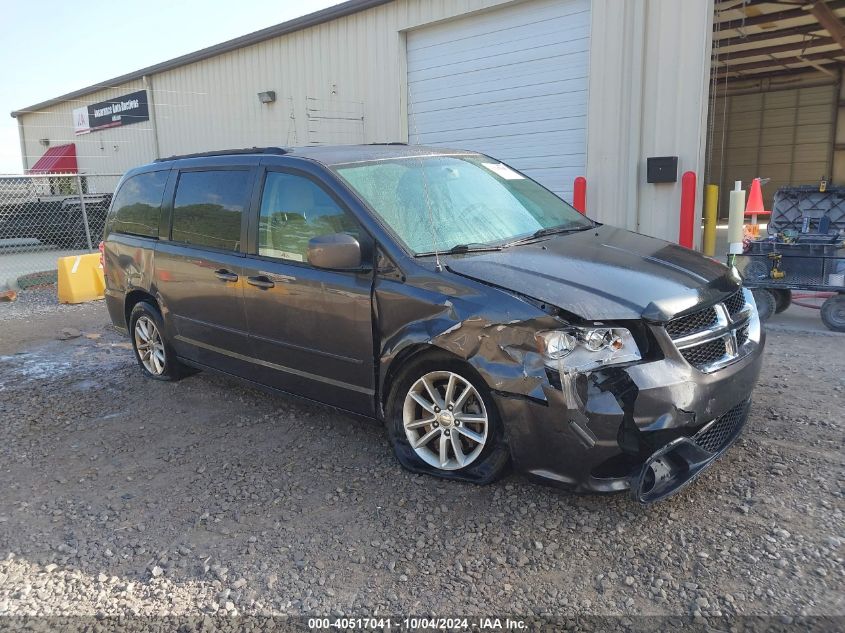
0 247 92 290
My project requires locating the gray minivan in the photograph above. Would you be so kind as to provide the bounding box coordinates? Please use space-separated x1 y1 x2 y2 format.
102 145 764 503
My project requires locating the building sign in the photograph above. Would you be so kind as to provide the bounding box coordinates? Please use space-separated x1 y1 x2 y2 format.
73 107 90 135
73 90 149 135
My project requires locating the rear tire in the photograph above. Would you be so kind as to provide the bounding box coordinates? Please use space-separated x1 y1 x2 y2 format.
820 294 845 332
385 354 510 485
752 289 776 322
128 301 184 381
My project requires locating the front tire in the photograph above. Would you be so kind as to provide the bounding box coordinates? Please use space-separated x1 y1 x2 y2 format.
385 355 510 484
129 301 183 381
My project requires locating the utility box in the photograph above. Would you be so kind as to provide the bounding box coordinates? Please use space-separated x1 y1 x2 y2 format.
646 156 678 183
735 185 845 291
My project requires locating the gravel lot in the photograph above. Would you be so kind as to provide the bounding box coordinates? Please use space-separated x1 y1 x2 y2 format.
0 289 843 622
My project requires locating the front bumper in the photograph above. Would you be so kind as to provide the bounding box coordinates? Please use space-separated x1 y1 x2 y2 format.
629 398 750 503
494 328 764 502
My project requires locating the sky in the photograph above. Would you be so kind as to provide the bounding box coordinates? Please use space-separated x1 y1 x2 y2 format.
0 0 344 173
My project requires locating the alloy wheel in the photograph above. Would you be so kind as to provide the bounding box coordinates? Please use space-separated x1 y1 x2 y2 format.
134 315 166 375
402 370 489 470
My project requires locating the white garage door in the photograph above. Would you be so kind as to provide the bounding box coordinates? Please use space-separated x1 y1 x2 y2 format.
406 0 590 200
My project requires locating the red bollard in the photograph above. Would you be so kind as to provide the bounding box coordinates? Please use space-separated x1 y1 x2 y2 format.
679 171 696 249
573 176 586 214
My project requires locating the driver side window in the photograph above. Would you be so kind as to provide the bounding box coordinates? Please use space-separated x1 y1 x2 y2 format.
258 172 360 262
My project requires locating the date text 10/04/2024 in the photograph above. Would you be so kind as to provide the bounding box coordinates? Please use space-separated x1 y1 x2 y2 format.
307 617 528 630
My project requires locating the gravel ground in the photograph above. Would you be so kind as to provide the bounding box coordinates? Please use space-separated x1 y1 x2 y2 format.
0 288 842 622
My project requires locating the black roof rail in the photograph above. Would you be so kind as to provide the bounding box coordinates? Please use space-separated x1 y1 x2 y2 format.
367 142 408 146
155 147 289 162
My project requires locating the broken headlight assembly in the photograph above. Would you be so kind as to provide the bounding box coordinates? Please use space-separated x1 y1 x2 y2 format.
535 327 642 373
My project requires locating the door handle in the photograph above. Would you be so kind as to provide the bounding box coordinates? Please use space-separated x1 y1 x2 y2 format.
247 275 275 289
214 269 239 282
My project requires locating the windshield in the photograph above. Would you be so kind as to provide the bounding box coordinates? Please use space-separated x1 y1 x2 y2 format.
334 154 592 254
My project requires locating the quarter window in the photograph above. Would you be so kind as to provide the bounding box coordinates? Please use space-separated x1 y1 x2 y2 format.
171 170 250 251
108 171 168 238
258 172 360 263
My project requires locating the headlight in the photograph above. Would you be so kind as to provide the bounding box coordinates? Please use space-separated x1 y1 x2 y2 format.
535 327 642 373
743 287 762 345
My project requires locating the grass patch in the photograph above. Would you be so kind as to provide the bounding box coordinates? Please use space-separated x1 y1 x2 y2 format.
17 270 58 289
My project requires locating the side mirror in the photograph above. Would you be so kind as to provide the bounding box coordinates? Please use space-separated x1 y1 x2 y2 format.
307 233 363 270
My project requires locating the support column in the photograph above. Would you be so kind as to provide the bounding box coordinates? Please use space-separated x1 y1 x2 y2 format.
586 0 715 248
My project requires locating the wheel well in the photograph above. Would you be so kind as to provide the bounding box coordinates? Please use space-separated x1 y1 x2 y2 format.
124 290 158 328
381 344 472 409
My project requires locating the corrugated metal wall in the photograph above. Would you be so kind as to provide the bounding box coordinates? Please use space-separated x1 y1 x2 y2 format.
19 0 516 175
708 84 838 217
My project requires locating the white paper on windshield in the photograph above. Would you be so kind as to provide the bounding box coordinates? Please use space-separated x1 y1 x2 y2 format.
482 162 524 180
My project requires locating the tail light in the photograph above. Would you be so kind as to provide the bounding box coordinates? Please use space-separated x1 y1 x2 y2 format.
98 241 105 271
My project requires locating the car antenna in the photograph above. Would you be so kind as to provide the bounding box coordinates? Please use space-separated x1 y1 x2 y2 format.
407 83 443 272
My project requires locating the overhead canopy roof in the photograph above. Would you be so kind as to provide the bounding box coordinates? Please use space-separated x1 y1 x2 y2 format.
28 144 78 174
714 0 845 82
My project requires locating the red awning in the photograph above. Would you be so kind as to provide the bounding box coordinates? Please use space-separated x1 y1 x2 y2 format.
28 144 78 174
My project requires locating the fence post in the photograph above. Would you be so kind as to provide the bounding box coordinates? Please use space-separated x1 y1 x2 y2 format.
76 174 93 250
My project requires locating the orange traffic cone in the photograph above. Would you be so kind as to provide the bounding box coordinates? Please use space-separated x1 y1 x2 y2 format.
744 177 770 237
745 178 765 215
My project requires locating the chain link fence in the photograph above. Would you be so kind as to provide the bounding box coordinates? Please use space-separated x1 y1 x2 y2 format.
0 173 121 290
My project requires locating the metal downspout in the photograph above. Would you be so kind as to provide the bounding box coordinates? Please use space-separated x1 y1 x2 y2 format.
143 75 161 160
16 117 28 172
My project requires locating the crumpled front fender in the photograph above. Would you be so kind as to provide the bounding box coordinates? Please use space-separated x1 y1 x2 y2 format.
375 271 563 407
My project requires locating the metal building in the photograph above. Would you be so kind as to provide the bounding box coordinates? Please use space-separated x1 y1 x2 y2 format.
11 0 716 244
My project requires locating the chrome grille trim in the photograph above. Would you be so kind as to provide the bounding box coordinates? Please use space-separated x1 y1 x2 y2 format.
665 289 757 373
664 306 718 339
723 289 747 318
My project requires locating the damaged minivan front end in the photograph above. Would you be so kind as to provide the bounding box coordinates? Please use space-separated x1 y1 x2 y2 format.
497 287 762 503
378 231 766 504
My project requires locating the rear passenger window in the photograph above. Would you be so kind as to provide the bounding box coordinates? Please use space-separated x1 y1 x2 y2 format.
108 171 168 238
171 170 250 251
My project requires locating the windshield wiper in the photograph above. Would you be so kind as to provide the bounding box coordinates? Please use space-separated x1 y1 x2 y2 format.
415 242 503 257
503 224 593 248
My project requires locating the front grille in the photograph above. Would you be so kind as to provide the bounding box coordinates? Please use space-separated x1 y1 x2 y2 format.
665 306 718 339
723 289 746 317
679 337 727 369
664 288 754 373
693 400 750 453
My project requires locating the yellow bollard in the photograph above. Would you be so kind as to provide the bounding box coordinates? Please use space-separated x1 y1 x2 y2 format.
703 184 718 257
57 253 105 304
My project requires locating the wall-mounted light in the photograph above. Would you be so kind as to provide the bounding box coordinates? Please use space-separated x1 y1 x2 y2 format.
257 91 277 104
39 138 50 147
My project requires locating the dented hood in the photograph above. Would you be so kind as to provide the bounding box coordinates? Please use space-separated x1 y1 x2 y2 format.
446 224 738 322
